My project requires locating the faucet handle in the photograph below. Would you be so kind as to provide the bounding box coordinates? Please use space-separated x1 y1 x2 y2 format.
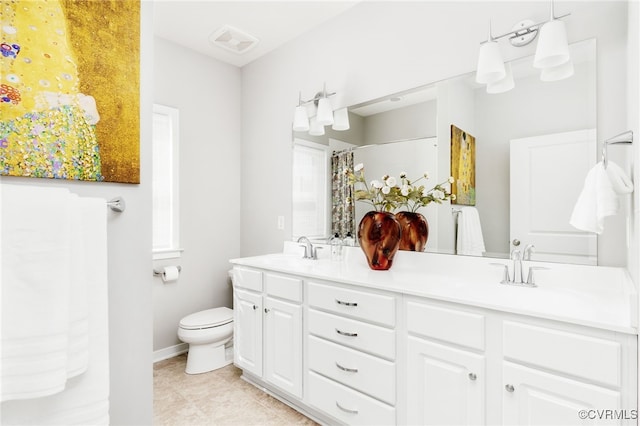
490 263 510 284
312 246 323 260
299 244 310 258
525 266 549 287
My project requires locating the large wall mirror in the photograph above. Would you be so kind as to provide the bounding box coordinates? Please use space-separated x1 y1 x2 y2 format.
293 39 597 265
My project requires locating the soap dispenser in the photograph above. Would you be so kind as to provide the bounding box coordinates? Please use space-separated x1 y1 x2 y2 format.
343 232 355 247
330 233 343 261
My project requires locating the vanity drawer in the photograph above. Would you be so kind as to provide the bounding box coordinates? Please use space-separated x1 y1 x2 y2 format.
264 272 302 303
233 267 262 292
308 371 395 426
503 321 621 387
308 335 396 405
407 300 485 351
307 281 396 327
308 309 396 360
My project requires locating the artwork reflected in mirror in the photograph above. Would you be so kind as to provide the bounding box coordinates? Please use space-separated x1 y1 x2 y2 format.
292 39 597 264
450 125 476 206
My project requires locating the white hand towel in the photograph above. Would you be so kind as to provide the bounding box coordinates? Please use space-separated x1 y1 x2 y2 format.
456 206 486 256
1 184 73 401
1 196 110 425
570 161 632 234
606 161 634 194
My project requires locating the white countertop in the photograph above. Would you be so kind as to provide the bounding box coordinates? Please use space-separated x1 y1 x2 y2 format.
230 243 638 335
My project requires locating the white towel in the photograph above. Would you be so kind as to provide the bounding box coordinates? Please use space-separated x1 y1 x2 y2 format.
456 206 486 256
1 184 73 401
1 194 110 425
570 161 633 234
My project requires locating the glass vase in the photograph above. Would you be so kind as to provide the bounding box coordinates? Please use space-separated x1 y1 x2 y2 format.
396 211 429 252
357 211 402 270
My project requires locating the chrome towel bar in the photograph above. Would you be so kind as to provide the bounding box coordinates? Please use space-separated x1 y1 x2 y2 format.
602 130 633 168
107 197 125 213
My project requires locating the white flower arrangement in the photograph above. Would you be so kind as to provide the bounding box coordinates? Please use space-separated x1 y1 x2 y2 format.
346 163 455 212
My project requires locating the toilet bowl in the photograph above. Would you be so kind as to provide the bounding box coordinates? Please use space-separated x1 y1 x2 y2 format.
178 307 233 374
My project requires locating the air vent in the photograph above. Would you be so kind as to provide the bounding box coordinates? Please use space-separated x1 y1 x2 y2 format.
209 25 259 55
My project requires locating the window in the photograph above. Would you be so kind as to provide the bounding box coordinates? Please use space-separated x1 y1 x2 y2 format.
292 139 329 239
152 104 181 259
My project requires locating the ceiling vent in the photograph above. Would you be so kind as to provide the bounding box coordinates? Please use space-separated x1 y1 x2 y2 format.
209 25 259 55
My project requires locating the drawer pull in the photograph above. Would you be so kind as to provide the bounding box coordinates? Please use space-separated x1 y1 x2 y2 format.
335 401 359 414
335 328 358 337
336 299 358 307
335 362 358 373
505 384 515 393
468 373 477 381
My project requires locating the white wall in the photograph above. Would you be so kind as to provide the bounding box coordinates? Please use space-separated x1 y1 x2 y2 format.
0 4 154 424
240 1 631 265
152 37 242 353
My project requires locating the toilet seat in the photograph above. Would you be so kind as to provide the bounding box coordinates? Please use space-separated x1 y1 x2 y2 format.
179 307 233 330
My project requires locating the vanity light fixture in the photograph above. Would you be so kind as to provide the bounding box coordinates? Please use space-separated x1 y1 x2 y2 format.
476 0 571 93
292 92 310 132
292 83 350 134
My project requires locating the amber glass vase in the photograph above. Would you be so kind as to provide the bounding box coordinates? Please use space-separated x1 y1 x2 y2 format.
396 211 429 252
357 211 402 270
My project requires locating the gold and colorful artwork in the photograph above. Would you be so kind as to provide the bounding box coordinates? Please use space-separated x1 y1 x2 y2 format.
450 124 476 205
1 0 140 183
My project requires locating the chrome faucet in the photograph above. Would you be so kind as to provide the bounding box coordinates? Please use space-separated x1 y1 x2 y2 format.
491 246 547 288
510 248 524 284
297 236 317 260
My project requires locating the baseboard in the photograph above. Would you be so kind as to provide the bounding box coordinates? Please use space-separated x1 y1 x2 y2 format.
153 343 188 363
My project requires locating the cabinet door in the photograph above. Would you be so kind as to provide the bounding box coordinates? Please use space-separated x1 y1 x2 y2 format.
503 362 621 426
407 337 485 425
264 296 303 398
233 289 263 377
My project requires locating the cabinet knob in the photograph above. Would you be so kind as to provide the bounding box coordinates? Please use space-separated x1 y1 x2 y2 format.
252 305 257 310
264 308 270 313
468 373 477 381
505 384 515 393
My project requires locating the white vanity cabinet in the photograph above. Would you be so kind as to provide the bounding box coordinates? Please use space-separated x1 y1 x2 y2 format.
233 268 263 377
405 299 487 425
306 280 398 425
230 253 638 426
232 267 304 399
501 321 636 426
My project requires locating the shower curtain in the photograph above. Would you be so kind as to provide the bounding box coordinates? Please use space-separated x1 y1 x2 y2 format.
331 150 355 238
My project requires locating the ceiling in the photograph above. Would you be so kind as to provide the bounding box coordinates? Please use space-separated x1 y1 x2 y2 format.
153 1 360 68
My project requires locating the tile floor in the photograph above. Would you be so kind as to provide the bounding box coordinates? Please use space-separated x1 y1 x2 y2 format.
153 354 318 425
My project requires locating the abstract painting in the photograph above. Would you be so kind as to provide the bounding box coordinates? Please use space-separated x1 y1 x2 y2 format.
0 0 140 183
450 124 476 205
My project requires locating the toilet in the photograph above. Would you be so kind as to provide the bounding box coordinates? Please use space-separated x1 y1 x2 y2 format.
177 307 234 374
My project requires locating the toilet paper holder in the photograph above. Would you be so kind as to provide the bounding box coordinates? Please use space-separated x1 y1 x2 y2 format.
153 266 182 276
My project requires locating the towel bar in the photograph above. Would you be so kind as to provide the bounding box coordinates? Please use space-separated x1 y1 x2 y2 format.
602 130 633 168
107 197 125 213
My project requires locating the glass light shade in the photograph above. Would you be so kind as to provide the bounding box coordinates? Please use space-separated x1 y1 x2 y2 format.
540 58 574 81
486 62 515 94
476 40 505 84
308 116 325 136
292 105 309 132
533 19 570 69
332 107 350 131
316 97 334 126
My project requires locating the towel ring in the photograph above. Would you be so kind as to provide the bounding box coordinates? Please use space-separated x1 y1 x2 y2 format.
602 130 633 169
